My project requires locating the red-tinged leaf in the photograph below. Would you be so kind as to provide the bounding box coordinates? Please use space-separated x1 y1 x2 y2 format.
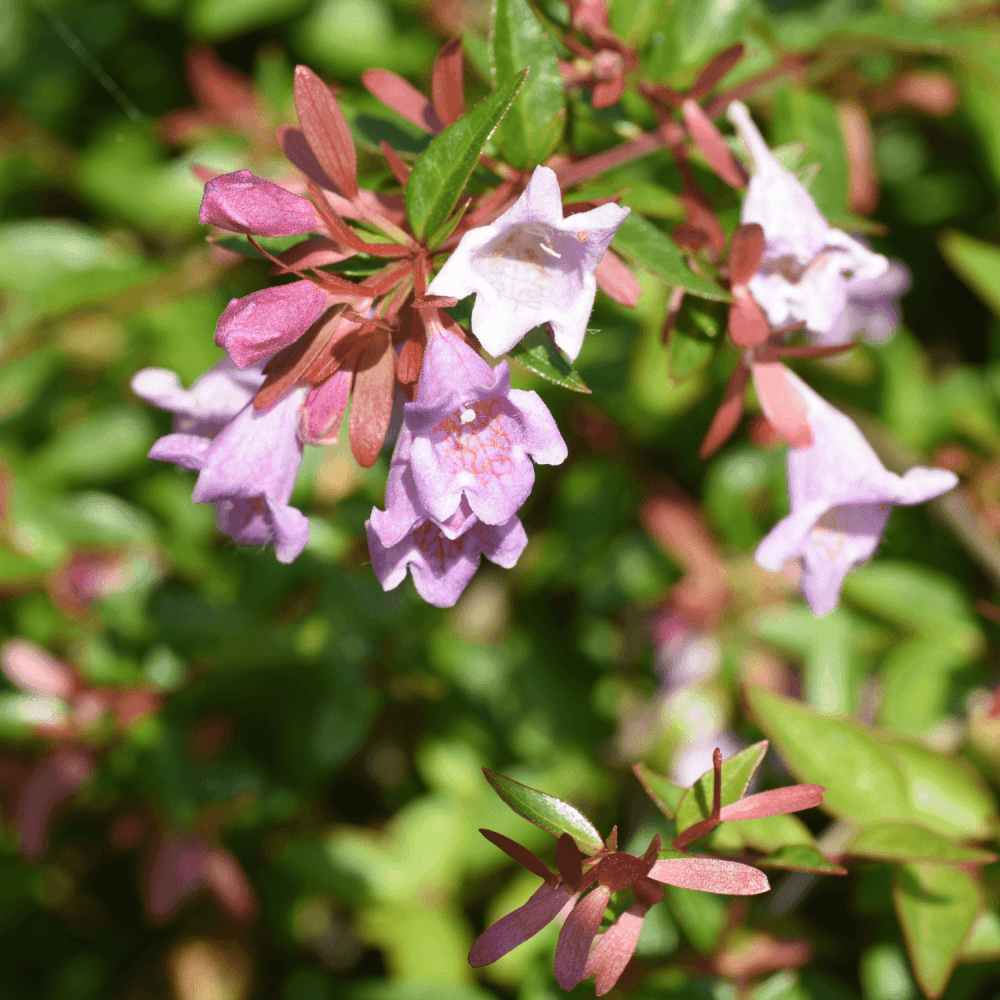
555 121 684 188
299 368 352 445
187 46 261 133
203 849 257 923
681 191 726 256
595 852 651 892
432 37 464 127
191 163 221 184
728 295 770 348
270 236 356 275
397 334 424 385
648 857 770 895
673 816 720 850
361 68 442 133
556 833 584 889
682 98 747 189
349 330 395 467
380 141 411 185
469 883 575 968
584 904 647 996
293 65 358 199
720 784 825 821
729 223 765 286
1 639 76 700
777 343 855 360
479 829 555 882
661 286 686 344
554 887 610 990
751 361 813 450
699 362 750 459
279 126 337 190
689 43 746 102
594 248 641 307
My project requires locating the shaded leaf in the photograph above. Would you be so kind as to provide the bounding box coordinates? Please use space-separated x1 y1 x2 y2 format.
482 769 604 854
507 328 591 393
846 823 995 865
675 741 768 832
894 862 981 998
940 229 1000 318
293 66 358 199
634 763 685 820
722 813 816 853
405 71 526 240
490 0 565 169
745 687 910 826
612 214 730 301
755 845 847 875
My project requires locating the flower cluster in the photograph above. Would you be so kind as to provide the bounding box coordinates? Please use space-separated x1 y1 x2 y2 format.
131 40 959 616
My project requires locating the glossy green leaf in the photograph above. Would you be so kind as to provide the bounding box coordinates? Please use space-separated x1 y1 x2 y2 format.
886 739 997 841
507 328 591 393
648 0 751 75
940 229 1000 318
634 763 685 820
745 687 910 827
847 823 995 865
674 741 768 832
894 862 981 998
405 71 526 241
482 768 604 853
755 845 847 875
770 86 847 220
490 0 564 169
726 813 816 853
612 214 730 301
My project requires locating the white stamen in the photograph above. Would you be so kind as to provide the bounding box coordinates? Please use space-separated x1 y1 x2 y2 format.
460 406 476 424
539 242 562 259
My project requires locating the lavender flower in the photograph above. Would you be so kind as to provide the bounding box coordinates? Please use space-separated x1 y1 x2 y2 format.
427 165 629 360
822 259 912 346
139 361 310 564
404 322 568 527
728 101 891 342
755 370 958 615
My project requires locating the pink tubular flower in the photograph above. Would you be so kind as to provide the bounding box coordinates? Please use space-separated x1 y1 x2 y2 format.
755 370 958 615
149 387 310 564
404 321 568 527
199 169 321 236
366 509 528 608
471 826 768 995
215 280 331 369
427 165 630 360
727 101 889 342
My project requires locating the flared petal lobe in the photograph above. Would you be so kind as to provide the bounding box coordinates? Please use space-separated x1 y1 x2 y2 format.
427 165 629 360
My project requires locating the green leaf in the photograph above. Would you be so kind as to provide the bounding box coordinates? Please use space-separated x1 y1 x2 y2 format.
961 911 1000 962
674 741 768 831
665 885 726 954
668 298 725 384
213 234 310 259
405 71 526 241
745 687 910 827
846 823 995 865
725 813 816 853
755 845 847 875
482 768 604 853
940 230 1000 318
507 328 592 393
770 86 847 220
894 862 981 998
648 0 751 75
886 739 997 841
634 763 685 820
609 0 668 49
490 0 565 169
612 214 730 301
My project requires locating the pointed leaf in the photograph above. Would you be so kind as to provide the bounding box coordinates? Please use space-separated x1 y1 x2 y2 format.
723 813 816 853
846 823 996 865
349 329 395 467
690 43 745 101
755 845 847 875
612 214 730 301
432 38 465 127
490 0 565 169
405 70 526 241
293 66 358 199
633 763 685 820
894 862 981 998
675 741 768 832
482 768 604 854
728 223 765 286
361 68 441 133
719 784 824 821
479 828 554 882
507 328 591 393
745 687 911 827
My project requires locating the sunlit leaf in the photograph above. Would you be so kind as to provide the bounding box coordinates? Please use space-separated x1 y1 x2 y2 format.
674 741 768 831
507 329 591 393
846 823 996 864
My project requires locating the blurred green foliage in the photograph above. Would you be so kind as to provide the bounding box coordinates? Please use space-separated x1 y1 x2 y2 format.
3 0 1000 999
